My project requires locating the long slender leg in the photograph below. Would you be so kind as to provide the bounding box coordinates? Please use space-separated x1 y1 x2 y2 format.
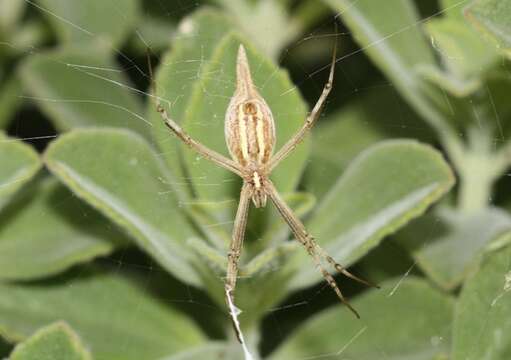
268 33 337 172
147 53 242 176
225 182 252 295
225 182 251 341
266 180 376 318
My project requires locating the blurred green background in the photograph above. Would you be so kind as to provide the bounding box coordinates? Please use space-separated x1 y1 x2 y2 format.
1 0 511 359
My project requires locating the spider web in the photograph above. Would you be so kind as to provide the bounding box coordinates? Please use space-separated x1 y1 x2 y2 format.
1 0 510 359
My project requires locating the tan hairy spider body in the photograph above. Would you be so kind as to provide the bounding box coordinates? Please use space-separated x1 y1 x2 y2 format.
225 46 275 208
149 40 376 341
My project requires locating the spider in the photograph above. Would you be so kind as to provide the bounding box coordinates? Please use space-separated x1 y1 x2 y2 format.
148 39 376 338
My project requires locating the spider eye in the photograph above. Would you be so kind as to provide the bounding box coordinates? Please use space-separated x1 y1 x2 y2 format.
243 102 257 115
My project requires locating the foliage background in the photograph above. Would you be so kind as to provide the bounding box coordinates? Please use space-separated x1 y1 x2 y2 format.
1 0 511 359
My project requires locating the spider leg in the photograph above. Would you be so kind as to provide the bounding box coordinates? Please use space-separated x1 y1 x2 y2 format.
266 180 376 318
225 182 251 342
146 52 242 176
321 252 379 289
268 28 337 172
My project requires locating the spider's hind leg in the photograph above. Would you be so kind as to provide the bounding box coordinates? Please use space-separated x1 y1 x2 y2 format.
300 233 362 318
265 179 377 318
318 247 380 289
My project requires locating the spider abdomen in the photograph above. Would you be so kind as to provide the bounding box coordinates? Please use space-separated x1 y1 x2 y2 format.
225 100 275 167
225 45 276 169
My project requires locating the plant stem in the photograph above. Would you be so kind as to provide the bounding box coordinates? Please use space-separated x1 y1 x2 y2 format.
458 158 494 211
456 127 500 212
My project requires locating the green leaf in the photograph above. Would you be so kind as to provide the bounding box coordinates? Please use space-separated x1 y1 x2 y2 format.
0 73 22 129
424 72 511 139
304 88 434 199
466 0 511 58
159 343 228 360
234 243 299 325
324 0 435 85
397 206 511 290
270 278 454 360
418 65 480 98
357 239 418 285
259 192 316 249
2 19 48 59
161 342 257 360
323 0 457 142
129 15 175 53
453 245 511 360
44 128 202 286
422 16 496 96
187 201 234 249
0 133 41 211
10 322 92 360
37 0 139 46
0 177 126 280
291 140 455 289
417 0 500 96
149 9 237 197
182 32 308 201
487 74 511 139
212 0 303 58
0 270 205 360
19 46 148 136
0 0 25 33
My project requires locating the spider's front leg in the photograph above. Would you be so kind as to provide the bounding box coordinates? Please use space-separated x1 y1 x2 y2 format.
268 32 337 172
147 51 242 177
154 104 243 176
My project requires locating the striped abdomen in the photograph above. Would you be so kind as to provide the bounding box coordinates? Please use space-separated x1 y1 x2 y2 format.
225 100 275 167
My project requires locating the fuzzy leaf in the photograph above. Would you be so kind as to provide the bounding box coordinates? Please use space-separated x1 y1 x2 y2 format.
44 128 202 286
129 15 175 52
419 0 498 96
0 0 25 33
0 133 41 211
0 177 126 280
0 270 205 360
10 322 92 360
291 140 455 289
323 0 454 137
212 0 302 58
453 245 511 359
423 19 495 95
37 0 139 46
397 206 511 290
258 192 316 248
304 88 434 199
159 343 228 360
323 0 435 87
271 278 454 360
466 0 511 58
20 46 148 136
